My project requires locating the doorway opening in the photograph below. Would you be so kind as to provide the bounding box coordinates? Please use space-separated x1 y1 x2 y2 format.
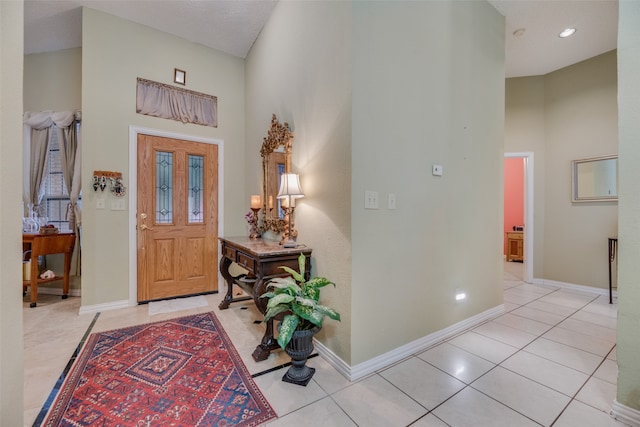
504 152 534 283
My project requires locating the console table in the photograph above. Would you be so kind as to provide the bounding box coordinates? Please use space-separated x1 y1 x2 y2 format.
218 236 312 361
22 232 76 308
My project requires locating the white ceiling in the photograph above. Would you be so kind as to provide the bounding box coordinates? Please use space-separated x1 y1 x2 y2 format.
24 0 278 59
24 0 619 78
488 0 618 77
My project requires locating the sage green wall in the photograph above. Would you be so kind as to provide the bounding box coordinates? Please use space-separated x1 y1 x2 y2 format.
247 0 504 365
0 1 25 425
351 1 505 364
24 48 81 112
81 8 246 307
616 0 640 414
543 51 618 288
245 0 353 362
505 51 618 290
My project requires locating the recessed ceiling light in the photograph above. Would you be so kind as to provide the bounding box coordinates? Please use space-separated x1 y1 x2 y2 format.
559 28 577 38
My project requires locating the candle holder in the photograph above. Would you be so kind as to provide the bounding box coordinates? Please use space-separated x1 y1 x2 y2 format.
249 207 261 239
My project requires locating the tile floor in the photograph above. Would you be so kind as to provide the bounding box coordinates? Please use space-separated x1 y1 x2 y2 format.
24 262 627 427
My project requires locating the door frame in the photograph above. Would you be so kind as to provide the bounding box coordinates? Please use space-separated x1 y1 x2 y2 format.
505 152 534 283
128 126 224 306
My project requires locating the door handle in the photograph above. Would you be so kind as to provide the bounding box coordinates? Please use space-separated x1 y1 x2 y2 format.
138 213 154 231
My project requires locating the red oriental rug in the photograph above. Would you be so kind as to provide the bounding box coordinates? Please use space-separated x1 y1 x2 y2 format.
43 311 276 426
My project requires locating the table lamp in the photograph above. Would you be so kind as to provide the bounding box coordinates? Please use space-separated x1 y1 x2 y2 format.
277 173 304 247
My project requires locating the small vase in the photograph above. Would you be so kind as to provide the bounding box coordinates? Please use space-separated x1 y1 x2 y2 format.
282 326 320 386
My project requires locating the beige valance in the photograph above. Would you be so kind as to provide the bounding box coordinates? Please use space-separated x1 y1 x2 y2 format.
136 78 218 128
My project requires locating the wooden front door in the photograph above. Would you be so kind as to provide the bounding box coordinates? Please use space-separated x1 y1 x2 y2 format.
137 134 218 302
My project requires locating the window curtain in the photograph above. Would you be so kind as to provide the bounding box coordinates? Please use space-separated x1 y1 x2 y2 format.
23 112 53 209
136 78 218 127
56 111 82 275
23 110 82 275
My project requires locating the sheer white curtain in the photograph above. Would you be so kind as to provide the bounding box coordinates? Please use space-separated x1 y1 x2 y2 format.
23 110 82 275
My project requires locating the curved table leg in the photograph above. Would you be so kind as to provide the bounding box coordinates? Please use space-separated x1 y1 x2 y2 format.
218 257 235 309
251 276 280 361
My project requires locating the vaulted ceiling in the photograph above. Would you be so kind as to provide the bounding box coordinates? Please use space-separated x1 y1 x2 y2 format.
24 0 618 78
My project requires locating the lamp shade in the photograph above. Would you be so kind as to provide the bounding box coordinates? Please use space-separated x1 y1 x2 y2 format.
277 173 304 199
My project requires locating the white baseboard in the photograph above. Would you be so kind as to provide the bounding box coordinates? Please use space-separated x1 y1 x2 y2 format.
613 400 640 426
314 304 505 382
531 277 616 299
27 286 81 297
313 340 352 381
31 286 81 297
78 299 133 315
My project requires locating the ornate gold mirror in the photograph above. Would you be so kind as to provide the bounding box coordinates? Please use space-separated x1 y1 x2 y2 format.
261 114 293 233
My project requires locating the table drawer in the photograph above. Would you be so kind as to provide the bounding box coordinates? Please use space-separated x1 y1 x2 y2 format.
223 245 237 260
237 251 256 272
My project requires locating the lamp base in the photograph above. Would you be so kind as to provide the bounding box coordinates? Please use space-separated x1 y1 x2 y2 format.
282 239 297 248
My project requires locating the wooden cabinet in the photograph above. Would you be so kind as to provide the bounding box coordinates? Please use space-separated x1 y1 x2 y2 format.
506 231 524 262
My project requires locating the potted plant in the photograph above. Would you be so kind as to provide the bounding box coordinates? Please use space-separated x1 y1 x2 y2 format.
261 253 340 386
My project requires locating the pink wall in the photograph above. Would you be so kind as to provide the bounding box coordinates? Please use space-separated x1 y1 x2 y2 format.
504 158 524 255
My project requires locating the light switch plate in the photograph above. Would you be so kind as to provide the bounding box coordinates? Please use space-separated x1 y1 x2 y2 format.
365 190 379 209
388 193 396 209
111 199 126 211
432 164 443 176
96 198 105 209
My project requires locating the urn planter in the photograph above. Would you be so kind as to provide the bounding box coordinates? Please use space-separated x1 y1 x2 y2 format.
282 326 319 386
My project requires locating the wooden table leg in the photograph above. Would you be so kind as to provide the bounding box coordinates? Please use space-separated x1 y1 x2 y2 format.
29 257 38 308
252 318 280 361
62 251 71 299
218 257 234 309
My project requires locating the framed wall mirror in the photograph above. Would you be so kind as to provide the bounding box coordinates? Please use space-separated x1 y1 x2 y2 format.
572 155 618 202
260 114 294 233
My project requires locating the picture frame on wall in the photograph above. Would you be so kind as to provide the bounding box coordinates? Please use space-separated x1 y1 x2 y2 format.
174 68 186 85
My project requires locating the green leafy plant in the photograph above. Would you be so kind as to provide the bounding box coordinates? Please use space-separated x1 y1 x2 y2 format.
261 253 341 350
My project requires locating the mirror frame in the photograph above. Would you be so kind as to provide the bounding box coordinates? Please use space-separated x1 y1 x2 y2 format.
260 114 293 233
571 154 618 203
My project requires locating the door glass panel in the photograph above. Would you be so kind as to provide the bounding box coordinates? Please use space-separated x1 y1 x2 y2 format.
155 151 173 224
188 154 204 223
